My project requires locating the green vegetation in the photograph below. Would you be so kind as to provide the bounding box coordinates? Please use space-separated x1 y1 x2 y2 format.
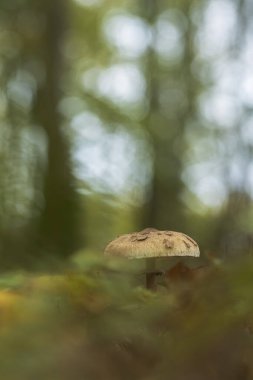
0 255 252 379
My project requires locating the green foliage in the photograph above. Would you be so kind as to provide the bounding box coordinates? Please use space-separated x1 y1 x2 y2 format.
0 255 252 379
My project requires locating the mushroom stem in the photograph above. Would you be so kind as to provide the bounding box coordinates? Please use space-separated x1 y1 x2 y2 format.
146 258 156 290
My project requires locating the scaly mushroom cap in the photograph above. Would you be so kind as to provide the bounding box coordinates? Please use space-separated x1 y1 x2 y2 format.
104 228 200 259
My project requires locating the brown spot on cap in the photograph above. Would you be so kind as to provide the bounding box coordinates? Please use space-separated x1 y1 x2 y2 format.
130 234 138 242
183 234 198 247
136 235 148 241
183 240 191 249
164 240 174 249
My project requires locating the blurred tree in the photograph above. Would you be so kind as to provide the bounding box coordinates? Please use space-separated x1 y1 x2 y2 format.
138 0 199 232
207 0 253 257
33 0 81 257
0 0 82 266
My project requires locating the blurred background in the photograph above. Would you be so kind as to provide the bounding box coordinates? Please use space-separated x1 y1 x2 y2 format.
0 0 253 269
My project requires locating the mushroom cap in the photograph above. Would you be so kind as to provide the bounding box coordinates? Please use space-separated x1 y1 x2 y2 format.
104 228 200 259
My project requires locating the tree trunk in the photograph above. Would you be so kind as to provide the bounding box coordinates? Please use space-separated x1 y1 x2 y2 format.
34 0 81 257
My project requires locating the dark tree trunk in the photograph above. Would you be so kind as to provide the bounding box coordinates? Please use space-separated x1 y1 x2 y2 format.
34 0 81 257
139 0 196 232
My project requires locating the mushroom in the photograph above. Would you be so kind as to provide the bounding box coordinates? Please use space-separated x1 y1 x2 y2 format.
104 228 200 290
